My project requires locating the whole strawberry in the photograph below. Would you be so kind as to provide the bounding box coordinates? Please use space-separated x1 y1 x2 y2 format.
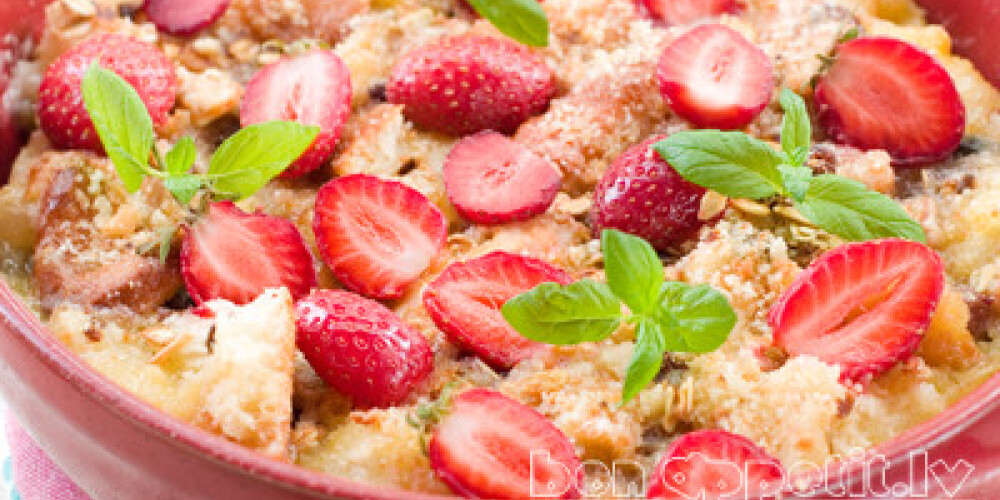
295 289 434 408
386 35 556 136
591 135 714 252
38 34 178 153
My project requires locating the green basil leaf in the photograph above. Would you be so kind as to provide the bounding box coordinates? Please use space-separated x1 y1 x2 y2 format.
656 282 736 353
163 174 204 206
797 174 927 243
778 163 812 202
165 137 197 175
653 131 785 200
502 280 622 345
621 319 665 404
601 229 663 315
81 64 154 193
779 88 812 162
208 121 319 200
465 0 549 47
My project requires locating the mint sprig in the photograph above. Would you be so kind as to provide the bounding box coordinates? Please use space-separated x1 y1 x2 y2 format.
653 88 926 243
502 229 736 404
465 0 549 47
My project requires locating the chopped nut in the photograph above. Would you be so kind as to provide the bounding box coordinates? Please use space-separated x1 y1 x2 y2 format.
731 198 771 217
698 190 728 221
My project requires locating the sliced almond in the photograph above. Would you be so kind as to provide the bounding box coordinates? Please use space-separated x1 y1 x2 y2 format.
698 190 728 221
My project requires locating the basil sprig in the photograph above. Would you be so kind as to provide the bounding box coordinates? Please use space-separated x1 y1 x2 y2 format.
503 229 736 404
653 89 926 243
465 0 549 47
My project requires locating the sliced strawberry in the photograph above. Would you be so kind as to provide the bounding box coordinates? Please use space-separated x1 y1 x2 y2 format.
241 50 352 178
444 131 562 225
386 35 556 136
647 430 784 499
181 202 316 305
769 239 945 382
142 0 231 36
295 289 434 408
38 34 177 153
430 388 582 499
313 175 447 300
814 37 965 166
656 23 773 130
640 0 739 25
423 252 571 369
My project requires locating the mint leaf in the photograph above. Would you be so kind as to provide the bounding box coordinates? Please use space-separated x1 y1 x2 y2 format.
654 131 785 200
601 229 663 314
164 174 203 206
778 163 812 202
465 0 549 47
779 88 812 161
208 121 319 200
655 282 736 353
502 280 622 345
165 137 196 175
621 320 665 404
81 64 154 192
797 175 927 243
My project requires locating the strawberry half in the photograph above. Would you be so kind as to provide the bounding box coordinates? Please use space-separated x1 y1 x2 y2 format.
423 252 571 370
769 239 945 382
640 0 739 26
656 23 773 130
181 202 317 305
241 50 352 178
647 430 784 499
386 35 556 136
295 289 434 408
444 131 562 225
313 175 447 300
38 34 177 153
142 0 231 36
814 37 965 166
430 388 582 500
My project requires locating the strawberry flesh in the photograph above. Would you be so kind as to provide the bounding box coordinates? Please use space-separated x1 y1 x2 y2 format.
423 251 571 370
814 37 965 166
444 131 562 225
430 388 582 499
181 202 317 306
769 239 945 382
313 174 447 300
295 289 433 408
142 0 231 36
241 50 352 178
657 23 773 130
640 0 739 25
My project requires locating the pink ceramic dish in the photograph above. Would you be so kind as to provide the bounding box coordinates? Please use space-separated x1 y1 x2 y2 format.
2 1 1000 499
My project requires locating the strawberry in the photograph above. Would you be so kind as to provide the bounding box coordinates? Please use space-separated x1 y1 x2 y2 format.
142 0 231 36
430 388 582 499
386 35 556 136
640 0 739 25
295 289 433 408
591 135 713 251
656 23 773 130
444 131 562 225
38 34 178 153
423 252 571 369
647 430 784 499
313 175 447 300
181 201 317 305
769 239 945 382
814 37 965 166
241 50 352 178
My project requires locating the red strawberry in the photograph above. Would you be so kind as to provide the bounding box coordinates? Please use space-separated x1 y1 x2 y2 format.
295 289 433 408
430 388 582 499
142 0 231 36
313 175 447 300
591 135 713 251
181 201 317 305
656 23 773 130
640 0 739 25
386 35 556 136
647 430 784 499
38 34 178 153
241 50 352 178
814 37 965 166
769 239 944 382
444 131 562 225
423 252 571 369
